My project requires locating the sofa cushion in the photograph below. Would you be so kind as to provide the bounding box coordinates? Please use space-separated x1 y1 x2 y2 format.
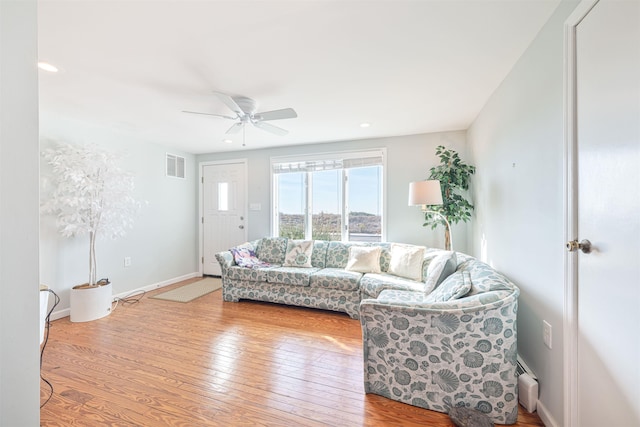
309 268 362 291
388 243 425 281
424 251 457 294
283 240 314 267
311 240 329 268
360 273 425 299
425 270 472 302
345 246 382 273
325 241 353 268
265 266 320 287
257 237 288 264
226 266 271 282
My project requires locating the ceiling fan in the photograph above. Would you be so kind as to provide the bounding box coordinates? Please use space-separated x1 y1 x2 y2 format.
183 91 297 136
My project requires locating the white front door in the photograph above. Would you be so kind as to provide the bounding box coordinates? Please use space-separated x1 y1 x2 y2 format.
569 1 640 425
202 161 247 276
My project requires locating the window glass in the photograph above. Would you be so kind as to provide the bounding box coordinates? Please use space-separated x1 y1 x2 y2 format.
218 182 229 211
311 170 342 241
277 172 305 239
347 166 382 242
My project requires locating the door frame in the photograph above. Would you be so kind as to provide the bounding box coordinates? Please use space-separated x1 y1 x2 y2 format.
198 159 248 276
563 1 599 426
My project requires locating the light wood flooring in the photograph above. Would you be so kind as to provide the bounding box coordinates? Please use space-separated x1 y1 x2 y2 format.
40 277 544 426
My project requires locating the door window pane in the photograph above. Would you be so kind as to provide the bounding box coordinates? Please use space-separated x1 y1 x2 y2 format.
218 182 229 211
277 172 305 239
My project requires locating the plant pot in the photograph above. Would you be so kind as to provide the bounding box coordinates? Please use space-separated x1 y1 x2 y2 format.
70 281 112 322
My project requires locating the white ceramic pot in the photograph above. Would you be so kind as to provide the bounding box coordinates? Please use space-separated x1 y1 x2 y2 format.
70 282 112 322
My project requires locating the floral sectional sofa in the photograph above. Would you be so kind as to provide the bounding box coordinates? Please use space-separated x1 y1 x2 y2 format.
215 237 520 424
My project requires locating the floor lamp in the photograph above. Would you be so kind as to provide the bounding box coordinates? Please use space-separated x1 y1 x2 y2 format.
408 180 453 250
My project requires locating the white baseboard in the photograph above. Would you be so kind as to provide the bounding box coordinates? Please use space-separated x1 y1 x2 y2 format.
537 399 558 427
49 272 201 321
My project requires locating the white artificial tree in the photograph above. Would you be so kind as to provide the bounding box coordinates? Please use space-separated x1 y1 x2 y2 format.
41 142 140 286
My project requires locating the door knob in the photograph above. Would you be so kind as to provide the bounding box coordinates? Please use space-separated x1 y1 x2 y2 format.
238 225 244 229
566 239 592 254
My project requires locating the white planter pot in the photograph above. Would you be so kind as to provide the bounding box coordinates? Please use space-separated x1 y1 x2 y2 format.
70 282 112 322
40 285 50 345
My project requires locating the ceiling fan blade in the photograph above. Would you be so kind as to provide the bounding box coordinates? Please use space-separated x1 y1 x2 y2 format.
182 110 236 120
254 121 288 136
213 91 245 116
225 122 243 135
255 108 298 121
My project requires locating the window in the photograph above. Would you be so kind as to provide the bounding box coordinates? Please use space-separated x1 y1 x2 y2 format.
272 149 384 242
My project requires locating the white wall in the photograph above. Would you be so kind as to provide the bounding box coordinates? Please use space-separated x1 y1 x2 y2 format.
197 131 471 252
467 1 579 425
39 118 199 315
0 0 41 424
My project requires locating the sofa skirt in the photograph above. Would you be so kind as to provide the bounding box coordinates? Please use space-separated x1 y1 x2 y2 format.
222 279 361 319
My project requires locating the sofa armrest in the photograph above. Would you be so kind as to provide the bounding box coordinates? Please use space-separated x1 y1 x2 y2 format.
359 288 519 424
215 251 235 274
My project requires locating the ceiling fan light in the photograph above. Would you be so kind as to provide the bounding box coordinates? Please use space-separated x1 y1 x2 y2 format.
223 139 233 144
360 122 371 128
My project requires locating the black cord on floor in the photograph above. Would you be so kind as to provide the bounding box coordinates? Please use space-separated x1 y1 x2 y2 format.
40 288 60 408
112 290 146 311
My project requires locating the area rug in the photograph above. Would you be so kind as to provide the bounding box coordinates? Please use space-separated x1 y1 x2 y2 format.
150 277 222 303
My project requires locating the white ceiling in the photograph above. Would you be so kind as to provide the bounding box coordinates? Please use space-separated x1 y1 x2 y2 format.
38 0 560 154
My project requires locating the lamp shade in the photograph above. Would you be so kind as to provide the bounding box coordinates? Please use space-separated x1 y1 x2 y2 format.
408 180 443 206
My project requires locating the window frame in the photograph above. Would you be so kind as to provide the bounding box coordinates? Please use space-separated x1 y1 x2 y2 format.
271 148 386 242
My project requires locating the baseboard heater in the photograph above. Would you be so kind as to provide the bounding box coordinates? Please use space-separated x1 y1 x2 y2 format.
516 355 539 413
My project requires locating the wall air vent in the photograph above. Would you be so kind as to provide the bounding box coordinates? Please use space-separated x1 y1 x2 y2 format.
166 153 185 178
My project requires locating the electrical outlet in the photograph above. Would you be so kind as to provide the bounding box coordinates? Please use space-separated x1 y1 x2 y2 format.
124 257 132 267
543 320 552 349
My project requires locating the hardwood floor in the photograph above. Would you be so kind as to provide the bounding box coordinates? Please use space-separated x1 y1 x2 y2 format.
40 277 544 426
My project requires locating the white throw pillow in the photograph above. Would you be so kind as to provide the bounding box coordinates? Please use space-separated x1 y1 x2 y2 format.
345 246 382 273
424 251 457 294
388 243 425 281
283 240 314 267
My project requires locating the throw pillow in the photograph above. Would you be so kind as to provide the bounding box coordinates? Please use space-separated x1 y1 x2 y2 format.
283 240 314 267
423 251 457 294
230 246 271 269
345 246 382 273
388 243 425 281
425 271 472 302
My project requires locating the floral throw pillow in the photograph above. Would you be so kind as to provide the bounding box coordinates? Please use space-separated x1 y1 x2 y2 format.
230 247 271 269
423 251 457 294
283 240 314 268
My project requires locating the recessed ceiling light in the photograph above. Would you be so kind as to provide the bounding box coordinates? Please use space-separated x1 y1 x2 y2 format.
223 139 233 144
37 62 58 73
360 122 371 128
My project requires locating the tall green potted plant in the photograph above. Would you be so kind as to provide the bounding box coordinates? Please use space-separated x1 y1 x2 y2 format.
41 141 140 322
423 145 475 250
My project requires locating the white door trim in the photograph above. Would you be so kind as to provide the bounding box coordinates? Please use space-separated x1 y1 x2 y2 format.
563 2 599 426
198 158 248 276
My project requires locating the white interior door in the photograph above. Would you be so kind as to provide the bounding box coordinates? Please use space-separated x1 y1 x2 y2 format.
571 1 640 425
202 162 247 276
